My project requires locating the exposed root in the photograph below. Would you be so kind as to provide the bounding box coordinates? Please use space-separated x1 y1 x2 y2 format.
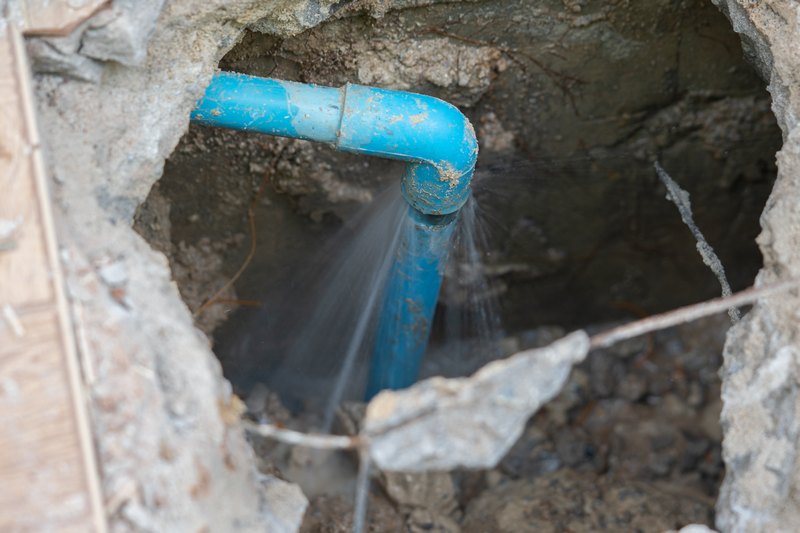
194 146 285 316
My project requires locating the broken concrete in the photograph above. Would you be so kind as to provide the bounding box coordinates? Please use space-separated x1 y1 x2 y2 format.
364 331 590 471
710 2 800 531
20 0 358 531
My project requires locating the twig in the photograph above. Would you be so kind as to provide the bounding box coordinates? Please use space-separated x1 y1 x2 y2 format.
590 278 800 349
194 146 285 316
352 446 372 533
193 209 257 316
243 418 372 533
654 162 740 322
242 420 360 450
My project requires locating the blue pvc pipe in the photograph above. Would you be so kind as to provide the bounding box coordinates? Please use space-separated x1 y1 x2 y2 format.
337 84 477 216
192 72 477 215
365 209 457 398
191 72 478 397
192 74 343 143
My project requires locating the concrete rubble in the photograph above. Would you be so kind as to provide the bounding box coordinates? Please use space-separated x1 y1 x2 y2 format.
364 331 590 471
710 1 800 531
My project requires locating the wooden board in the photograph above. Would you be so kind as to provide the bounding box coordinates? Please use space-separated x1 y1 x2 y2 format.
0 24 107 532
19 0 110 36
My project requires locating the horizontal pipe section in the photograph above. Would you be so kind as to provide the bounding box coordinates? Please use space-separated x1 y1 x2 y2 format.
191 72 343 143
192 72 478 215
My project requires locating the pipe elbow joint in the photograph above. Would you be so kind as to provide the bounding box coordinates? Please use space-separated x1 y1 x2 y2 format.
337 84 478 216
191 73 478 216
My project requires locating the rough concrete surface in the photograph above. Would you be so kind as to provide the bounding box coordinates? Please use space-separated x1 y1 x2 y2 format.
20 0 355 531
364 331 590 471
710 2 800 531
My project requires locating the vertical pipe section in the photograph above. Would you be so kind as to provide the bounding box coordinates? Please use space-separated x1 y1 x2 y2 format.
336 84 477 396
365 209 457 398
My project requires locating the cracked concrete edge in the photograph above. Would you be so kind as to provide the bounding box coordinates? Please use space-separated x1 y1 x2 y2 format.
711 1 800 532
22 0 352 531
23 0 359 80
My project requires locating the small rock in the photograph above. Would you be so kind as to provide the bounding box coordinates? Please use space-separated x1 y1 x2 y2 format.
380 471 459 518
588 351 624 398
98 260 128 287
617 372 648 402
406 509 461 533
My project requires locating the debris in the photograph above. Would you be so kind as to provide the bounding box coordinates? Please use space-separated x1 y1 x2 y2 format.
363 331 590 471
654 162 740 322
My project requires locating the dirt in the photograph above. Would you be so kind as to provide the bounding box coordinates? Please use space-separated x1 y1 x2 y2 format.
243 314 728 531
142 0 781 344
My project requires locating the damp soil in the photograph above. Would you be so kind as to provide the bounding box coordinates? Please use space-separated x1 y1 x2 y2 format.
245 315 727 532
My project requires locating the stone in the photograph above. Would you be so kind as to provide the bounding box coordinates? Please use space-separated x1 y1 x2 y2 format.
79 0 166 65
364 332 590 471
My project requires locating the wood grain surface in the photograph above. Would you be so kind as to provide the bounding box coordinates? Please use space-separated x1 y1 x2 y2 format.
0 22 107 533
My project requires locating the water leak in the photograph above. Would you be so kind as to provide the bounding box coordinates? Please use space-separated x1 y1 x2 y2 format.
214 152 770 431
215 178 504 428
217 186 406 419
424 193 506 379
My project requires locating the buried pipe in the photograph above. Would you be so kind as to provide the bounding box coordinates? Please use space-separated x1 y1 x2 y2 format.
192 72 478 398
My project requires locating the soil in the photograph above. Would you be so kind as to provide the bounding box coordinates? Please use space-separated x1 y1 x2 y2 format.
246 314 729 531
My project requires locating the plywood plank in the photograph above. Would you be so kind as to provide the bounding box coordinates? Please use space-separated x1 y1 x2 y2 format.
0 83 53 306
20 0 110 36
0 23 107 533
0 307 95 533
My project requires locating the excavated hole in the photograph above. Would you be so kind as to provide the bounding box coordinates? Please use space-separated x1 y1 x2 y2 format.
135 0 781 529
